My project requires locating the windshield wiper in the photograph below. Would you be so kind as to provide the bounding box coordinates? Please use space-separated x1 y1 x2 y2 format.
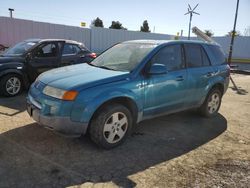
88 63 116 71
98 65 116 71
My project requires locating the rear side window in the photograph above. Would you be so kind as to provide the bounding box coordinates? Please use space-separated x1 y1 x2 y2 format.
62 44 81 55
184 44 211 68
208 45 226 65
184 44 202 68
151 44 184 71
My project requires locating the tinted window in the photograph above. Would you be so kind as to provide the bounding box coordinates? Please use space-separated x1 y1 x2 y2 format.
208 45 226 65
184 44 202 68
35 43 57 58
201 47 211 66
151 45 184 71
62 44 81 55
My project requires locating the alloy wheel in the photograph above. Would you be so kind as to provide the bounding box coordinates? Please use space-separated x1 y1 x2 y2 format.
6 77 21 95
103 112 128 144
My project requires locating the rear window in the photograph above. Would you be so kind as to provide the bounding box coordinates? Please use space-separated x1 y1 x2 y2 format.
208 45 226 65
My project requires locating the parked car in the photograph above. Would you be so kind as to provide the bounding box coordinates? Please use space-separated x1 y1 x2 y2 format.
0 39 96 96
0 44 8 52
27 40 230 149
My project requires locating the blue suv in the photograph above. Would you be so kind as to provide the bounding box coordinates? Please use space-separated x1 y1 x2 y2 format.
27 40 230 148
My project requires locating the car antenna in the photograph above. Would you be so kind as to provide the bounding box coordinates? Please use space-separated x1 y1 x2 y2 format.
184 4 200 40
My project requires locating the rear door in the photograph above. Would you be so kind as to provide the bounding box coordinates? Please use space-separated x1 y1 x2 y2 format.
184 43 214 106
61 43 82 66
27 42 60 81
143 44 188 117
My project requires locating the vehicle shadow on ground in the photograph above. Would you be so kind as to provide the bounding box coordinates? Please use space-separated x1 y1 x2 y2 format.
0 93 27 116
0 112 227 187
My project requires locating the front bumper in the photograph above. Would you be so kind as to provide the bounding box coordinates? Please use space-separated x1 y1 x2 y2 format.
27 94 87 137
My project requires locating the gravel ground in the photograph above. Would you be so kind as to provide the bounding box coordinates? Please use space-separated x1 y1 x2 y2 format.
0 74 249 188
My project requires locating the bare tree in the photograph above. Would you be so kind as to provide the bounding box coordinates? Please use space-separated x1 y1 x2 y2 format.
244 26 250 36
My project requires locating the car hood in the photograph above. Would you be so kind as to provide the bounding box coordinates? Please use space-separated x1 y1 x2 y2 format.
38 63 130 90
0 56 24 64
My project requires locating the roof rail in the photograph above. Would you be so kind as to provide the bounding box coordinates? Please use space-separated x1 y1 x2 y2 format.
192 26 216 44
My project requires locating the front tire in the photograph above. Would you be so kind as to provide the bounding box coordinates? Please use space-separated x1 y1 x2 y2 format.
199 88 222 117
0 74 23 97
89 104 133 149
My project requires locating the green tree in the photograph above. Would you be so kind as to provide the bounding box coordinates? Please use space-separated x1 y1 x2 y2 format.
109 21 127 30
204 30 214 37
226 30 241 37
140 20 150 32
91 17 104 27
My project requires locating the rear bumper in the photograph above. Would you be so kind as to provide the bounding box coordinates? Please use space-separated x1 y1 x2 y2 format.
27 95 88 137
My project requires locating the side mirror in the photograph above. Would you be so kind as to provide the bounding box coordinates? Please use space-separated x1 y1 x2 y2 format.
25 52 33 62
148 64 167 75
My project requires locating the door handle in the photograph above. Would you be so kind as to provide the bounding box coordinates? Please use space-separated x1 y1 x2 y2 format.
176 76 184 81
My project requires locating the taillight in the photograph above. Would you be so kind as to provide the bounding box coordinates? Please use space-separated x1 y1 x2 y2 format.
88 53 97 58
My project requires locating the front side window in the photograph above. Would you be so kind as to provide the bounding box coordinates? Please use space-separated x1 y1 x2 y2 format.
34 43 58 58
91 43 156 72
184 44 202 68
151 45 184 71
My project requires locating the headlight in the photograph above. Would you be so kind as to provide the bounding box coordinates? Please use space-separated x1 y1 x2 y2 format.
43 85 78 101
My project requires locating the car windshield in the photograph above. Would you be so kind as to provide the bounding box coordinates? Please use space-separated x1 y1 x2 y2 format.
90 43 156 72
3 41 37 56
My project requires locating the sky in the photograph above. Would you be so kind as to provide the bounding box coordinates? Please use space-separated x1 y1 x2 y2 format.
0 0 249 36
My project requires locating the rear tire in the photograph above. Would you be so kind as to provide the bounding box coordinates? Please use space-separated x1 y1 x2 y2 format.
0 74 23 97
199 88 222 117
89 103 133 149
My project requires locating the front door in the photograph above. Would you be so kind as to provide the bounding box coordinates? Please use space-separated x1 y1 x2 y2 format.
143 44 188 118
27 42 60 81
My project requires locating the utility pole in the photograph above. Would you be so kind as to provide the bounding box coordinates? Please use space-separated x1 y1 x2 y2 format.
184 4 200 40
8 8 14 18
228 0 240 65
228 0 241 93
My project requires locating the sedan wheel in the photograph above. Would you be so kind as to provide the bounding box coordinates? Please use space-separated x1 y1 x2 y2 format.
6 76 22 96
0 74 23 97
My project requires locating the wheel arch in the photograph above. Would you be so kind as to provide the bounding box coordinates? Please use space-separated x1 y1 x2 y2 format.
209 82 224 95
87 96 139 133
0 69 29 89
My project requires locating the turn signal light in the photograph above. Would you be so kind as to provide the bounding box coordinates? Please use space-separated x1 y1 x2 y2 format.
62 91 78 101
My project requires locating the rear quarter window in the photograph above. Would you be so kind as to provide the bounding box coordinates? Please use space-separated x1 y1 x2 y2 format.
207 45 226 65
